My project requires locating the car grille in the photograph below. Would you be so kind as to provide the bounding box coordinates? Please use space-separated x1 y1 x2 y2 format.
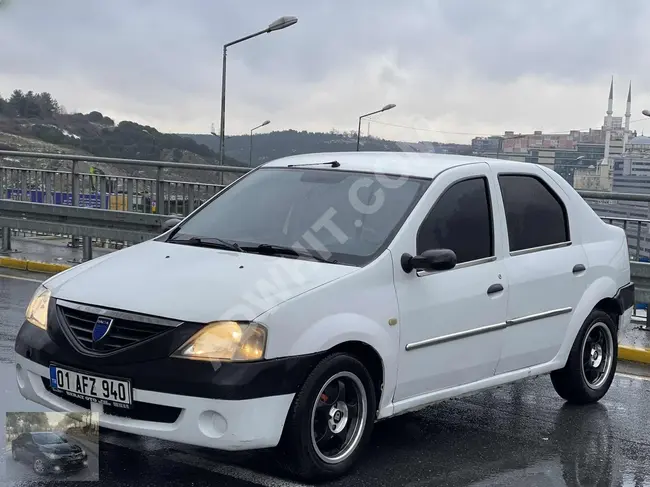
57 301 176 353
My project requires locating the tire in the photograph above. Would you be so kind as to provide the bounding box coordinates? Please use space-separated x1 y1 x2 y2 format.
278 353 377 481
33 457 46 475
11 447 17 461
551 309 618 404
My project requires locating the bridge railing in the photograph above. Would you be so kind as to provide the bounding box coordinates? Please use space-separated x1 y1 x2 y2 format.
0 149 250 217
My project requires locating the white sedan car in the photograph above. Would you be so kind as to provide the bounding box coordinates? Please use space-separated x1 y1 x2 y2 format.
15 152 634 480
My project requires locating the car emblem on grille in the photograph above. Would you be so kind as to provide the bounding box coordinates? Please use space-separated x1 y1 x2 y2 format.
92 317 114 343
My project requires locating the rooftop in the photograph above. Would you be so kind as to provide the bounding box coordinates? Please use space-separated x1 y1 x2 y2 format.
263 151 530 179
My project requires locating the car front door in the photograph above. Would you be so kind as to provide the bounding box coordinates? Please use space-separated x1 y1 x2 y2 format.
493 168 589 374
392 163 509 407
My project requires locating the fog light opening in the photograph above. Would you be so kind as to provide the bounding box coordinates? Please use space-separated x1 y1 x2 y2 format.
198 410 228 438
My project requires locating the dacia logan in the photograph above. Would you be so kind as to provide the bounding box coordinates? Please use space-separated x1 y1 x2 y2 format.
15 152 634 480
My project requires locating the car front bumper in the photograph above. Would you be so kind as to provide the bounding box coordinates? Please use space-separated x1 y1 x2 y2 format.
16 354 295 451
43 455 88 473
15 318 325 451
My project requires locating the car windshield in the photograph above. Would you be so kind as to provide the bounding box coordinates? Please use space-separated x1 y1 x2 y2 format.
168 167 430 266
32 433 66 445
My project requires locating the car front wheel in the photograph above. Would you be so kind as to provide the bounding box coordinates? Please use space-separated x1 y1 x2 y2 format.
33 457 47 475
551 309 618 404
278 353 377 481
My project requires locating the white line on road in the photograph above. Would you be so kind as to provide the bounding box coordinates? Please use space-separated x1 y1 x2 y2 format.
0 273 44 283
100 434 308 487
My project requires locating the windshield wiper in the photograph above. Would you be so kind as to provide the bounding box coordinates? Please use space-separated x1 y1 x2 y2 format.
169 236 243 252
241 244 338 264
287 160 340 168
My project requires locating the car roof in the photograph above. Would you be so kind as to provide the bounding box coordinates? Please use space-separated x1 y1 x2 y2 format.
262 151 536 179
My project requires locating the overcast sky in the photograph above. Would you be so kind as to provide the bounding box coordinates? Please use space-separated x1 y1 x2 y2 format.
1 0 650 144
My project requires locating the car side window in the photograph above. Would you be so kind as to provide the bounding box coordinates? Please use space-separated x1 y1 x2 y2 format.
498 174 569 252
417 176 493 264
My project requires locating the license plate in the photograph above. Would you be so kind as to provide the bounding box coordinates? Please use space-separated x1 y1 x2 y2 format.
49 364 132 408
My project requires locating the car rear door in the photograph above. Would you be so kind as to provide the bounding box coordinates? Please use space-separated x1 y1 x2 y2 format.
493 166 589 374
392 163 509 405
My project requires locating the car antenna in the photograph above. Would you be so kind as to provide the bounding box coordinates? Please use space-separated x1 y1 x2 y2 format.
287 160 340 168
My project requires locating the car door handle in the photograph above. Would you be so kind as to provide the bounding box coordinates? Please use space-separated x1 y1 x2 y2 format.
573 264 586 274
487 283 504 295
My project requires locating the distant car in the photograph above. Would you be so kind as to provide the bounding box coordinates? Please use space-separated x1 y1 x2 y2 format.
11 431 87 474
15 152 634 480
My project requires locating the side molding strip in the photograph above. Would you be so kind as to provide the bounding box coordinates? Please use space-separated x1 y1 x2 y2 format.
507 307 573 326
405 307 573 352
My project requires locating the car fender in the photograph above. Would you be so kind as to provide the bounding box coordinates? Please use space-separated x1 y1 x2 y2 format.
553 276 619 366
286 312 397 414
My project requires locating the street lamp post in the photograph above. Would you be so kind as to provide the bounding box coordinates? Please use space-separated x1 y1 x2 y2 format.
249 120 270 167
356 104 396 151
218 16 298 182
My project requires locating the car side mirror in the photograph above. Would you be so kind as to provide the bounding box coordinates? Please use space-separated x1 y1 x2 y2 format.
161 217 182 233
401 249 457 274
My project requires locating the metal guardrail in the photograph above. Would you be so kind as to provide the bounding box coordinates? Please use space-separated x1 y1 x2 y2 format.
0 200 177 260
577 190 650 202
631 261 650 307
0 150 249 173
0 150 251 220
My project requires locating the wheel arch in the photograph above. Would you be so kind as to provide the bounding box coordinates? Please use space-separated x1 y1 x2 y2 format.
554 276 620 367
281 312 398 415
593 297 623 331
326 341 385 409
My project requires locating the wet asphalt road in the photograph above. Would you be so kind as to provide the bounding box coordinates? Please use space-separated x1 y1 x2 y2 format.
1 270 650 486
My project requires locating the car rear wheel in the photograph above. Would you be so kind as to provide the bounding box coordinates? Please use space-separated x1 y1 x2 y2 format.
551 310 618 404
278 353 377 481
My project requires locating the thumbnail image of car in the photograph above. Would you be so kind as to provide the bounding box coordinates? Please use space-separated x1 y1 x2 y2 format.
11 431 88 475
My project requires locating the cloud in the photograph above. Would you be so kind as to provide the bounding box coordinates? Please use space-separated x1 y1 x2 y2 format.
1 0 649 143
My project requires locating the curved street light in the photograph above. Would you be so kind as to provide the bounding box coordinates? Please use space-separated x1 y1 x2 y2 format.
642 109 650 118
249 120 271 167
356 104 396 151
218 16 298 179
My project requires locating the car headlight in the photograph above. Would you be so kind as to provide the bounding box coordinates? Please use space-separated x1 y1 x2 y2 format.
44 452 59 460
172 321 267 361
25 285 51 330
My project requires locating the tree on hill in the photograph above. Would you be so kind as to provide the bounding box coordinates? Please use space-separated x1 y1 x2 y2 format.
0 89 61 119
0 88 246 167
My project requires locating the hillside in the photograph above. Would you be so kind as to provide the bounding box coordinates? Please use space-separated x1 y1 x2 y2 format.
0 89 244 184
185 129 474 167
0 89 474 181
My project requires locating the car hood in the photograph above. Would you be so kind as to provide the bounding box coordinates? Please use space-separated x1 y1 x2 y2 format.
39 443 80 455
48 240 358 323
